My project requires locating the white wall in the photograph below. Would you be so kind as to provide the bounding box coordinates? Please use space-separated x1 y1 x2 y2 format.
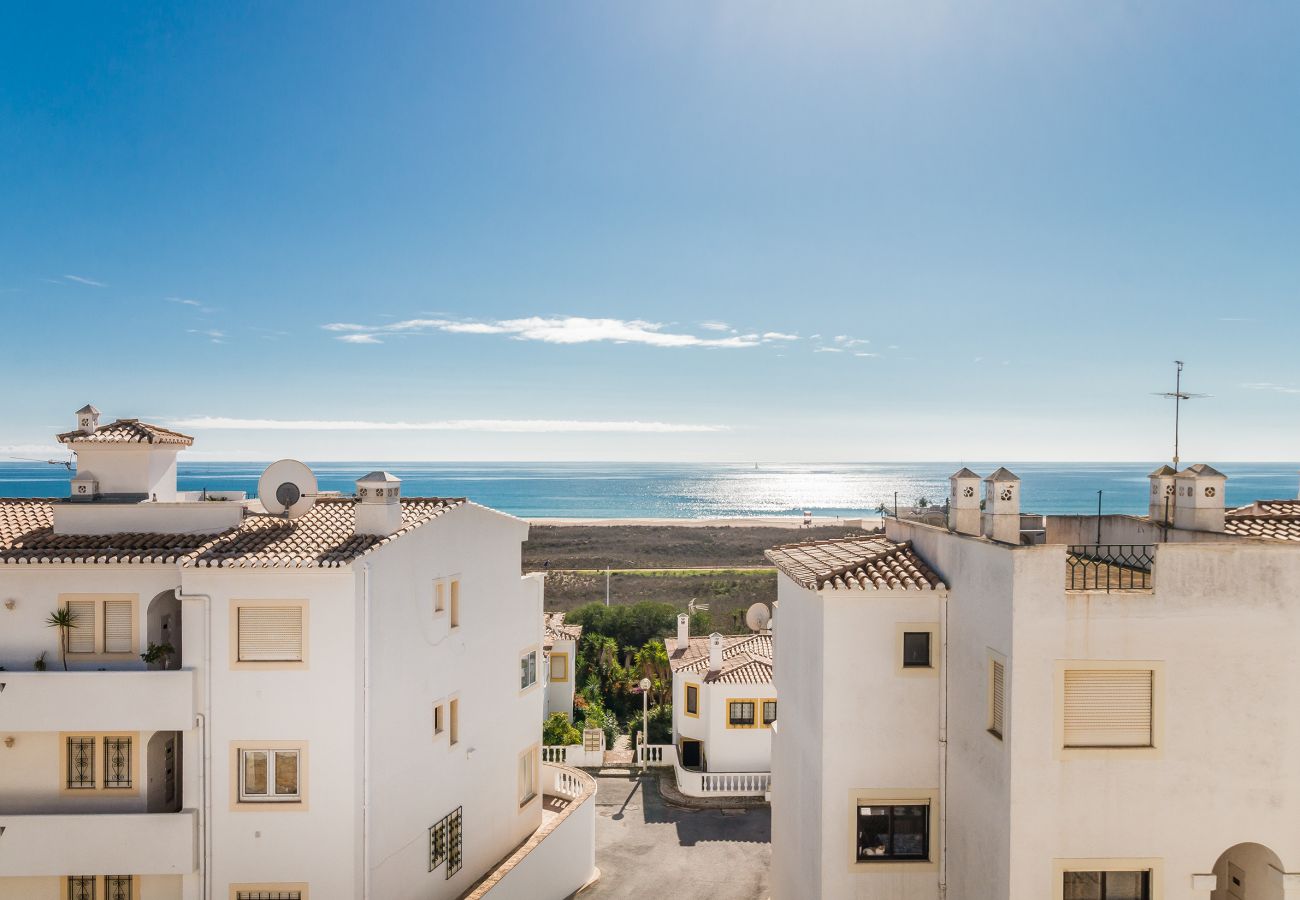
366 504 544 900
672 674 774 773
545 637 576 722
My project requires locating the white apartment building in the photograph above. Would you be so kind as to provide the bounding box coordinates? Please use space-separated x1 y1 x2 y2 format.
666 614 775 774
542 613 581 722
767 464 1300 900
0 407 596 900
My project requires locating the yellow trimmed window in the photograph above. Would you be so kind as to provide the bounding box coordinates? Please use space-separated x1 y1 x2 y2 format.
685 684 699 716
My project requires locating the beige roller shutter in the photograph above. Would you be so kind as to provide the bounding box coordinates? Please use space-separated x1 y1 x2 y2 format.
103 600 133 653
990 660 1005 737
238 606 303 661
1063 669 1152 747
66 600 97 653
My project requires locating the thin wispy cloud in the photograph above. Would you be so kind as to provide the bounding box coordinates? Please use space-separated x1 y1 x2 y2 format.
323 316 780 349
855 352 879 358
1243 382 1300 395
699 321 732 332
62 275 106 287
166 296 217 314
814 347 844 353
833 335 869 348
171 416 729 434
187 328 226 344
762 332 799 341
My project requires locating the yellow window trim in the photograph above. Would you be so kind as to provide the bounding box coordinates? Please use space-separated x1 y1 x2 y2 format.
761 697 778 727
230 883 309 899
229 599 310 670
59 731 141 796
684 683 700 718
229 740 309 812
1053 659 1165 760
725 697 760 729
550 651 570 683
64 877 141 896
59 593 139 661
1052 858 1163 900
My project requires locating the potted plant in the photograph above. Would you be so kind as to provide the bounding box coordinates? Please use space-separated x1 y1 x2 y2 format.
140 642 176 669
45 608 79 671
33 651 47 671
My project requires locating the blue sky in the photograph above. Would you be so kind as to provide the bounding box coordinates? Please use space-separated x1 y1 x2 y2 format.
2 2 1298 461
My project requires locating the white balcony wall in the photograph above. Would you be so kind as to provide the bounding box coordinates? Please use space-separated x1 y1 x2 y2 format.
0 670 194 732
0 810 197 876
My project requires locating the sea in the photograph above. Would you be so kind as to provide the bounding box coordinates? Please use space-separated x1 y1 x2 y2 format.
1 461 1296 520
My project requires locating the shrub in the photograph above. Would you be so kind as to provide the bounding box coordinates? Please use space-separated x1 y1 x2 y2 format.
628 703 673 747
543 712 582 746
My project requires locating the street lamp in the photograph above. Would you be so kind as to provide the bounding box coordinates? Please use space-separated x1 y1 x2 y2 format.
639 677 652 771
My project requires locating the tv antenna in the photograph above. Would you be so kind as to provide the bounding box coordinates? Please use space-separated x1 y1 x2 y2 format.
1152 360 1208 468
257 459 319 519
9 454 75 471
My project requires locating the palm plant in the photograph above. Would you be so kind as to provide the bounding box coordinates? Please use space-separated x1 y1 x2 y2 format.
45 607 79 671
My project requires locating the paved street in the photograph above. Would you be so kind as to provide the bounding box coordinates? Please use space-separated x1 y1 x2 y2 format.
580 773 771 900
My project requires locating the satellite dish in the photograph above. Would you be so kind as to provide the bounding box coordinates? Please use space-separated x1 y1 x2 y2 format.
745 603 772 632
257 459 318 519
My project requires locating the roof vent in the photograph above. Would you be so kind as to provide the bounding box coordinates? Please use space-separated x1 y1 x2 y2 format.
948 468 981 536
982 467 1021 544
75 404 100 435
708 632 724 673
1173 464 1226 533
355 471 402 536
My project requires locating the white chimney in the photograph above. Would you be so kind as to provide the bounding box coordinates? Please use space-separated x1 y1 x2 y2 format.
355 471 403 536
948 468 982 536
982 467 1021 545
677 613 690 651
1173 464 1226 532
1148 465 1177 524
707 632 723 673
75 404 100 435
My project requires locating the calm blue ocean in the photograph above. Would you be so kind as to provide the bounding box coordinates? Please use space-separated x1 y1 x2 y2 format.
0 461 1296 519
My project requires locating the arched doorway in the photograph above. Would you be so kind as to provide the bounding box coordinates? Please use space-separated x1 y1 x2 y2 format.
146 590 181 669
1211 843 1285 900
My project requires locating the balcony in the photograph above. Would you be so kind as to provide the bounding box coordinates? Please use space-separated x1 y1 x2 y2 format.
1065 544 1155 592
0 810 197 876
0 670 195 732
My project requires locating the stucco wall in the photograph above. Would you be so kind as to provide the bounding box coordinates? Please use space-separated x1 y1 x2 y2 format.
672 674 774 773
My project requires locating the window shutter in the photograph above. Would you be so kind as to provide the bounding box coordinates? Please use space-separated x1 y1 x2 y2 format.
238 606 303 661
1063 669 1152 747
990 660 1005 737
66 600 97 653
103 600 133 653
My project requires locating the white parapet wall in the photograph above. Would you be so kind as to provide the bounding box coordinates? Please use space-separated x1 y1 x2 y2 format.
0 810 198 876
470 765 598 900
0 670 195 732
638 744 771 798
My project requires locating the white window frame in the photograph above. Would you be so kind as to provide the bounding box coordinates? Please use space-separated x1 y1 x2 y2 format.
520 648 538 691
239 748 302 803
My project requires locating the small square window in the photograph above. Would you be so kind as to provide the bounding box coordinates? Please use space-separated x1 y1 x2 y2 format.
762 700 778 725
239 748 300 802
728 700 756 727
902 632 932 668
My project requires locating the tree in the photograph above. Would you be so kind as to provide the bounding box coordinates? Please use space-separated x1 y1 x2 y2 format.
632 639 671 706
45 607 79 671
628 703 673 747
915 496 931 509
543 712 582 746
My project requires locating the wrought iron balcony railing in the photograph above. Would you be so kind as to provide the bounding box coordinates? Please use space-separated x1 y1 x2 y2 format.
1066 544 1154 592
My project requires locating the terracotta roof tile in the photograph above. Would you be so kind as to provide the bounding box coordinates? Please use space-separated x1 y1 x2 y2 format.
0 496 466 566
1224 515 1300 543
57 418 194 446
667 631 774 684
544 612 583 646
764 537 945 592
676 651 774 684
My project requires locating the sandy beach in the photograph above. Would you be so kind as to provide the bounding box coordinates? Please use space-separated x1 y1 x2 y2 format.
527 515 883 529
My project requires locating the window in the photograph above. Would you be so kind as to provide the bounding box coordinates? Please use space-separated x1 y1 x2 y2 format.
1063 669 1152 748
727 700 756 728
239 749 301 802
1062 870 1150 899
236 606 303 663
989 656 1006 739
449 580 461 628
63 876 138 900
856 804 930 862
64 735 135 792
60 595 137 657
518 746 539 806
549 652 569 682
684 684 699 717
429 807 463 879
762 700 778 726
520 649 538 690
434 703 445 738
434 581 445 615
902 632 932 668
449 698 460 745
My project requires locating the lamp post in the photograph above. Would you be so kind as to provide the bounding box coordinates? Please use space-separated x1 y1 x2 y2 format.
639 677 651 771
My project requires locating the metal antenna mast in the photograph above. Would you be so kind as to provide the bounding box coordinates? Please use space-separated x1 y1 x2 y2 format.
1152 360 1208 468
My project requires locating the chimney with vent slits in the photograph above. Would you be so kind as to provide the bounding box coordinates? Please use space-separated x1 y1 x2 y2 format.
708 632 723 673
75 404 100 435
982 467 1021 544
948 468 981 536
1148 465 1177 524
355 471 403 536
677 613 689 651
1173 464 1226 533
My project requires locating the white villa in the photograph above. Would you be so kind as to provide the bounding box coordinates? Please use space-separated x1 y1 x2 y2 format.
666 613 775 775
767 463 1300 900
0 406 596 900
542 613 582 722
